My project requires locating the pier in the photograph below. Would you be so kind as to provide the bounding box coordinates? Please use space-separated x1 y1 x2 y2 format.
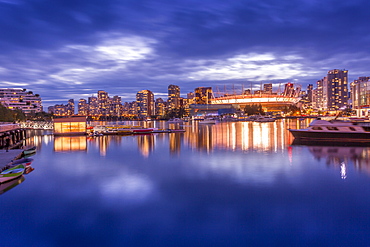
0 149 23 171
0 124 27 150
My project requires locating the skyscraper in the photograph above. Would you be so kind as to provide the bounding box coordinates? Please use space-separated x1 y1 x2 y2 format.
78 99 89 116
194 87 213 104
326 69 348 110
136 90 155 118
98 90 109 116
167 84 181 111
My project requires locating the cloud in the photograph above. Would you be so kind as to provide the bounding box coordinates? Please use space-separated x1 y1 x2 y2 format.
1 0 370 107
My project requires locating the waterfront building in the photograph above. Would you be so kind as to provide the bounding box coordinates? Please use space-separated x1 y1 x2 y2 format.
97 90 109 116
307 84 313 102
167 84 181 111
155 98 166 117
78 99 89 116
194 87 213 104
0 88 42 114
88 96 99 116
50 99 75 116
109 95 122 116
53 116 87 136
136 90 155 118
315 77 327 110
210 83 301 112
326 69 348 110
350 76 370 116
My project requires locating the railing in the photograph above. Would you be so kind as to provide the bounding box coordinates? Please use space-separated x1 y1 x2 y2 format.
0 123 21 132
20 121 53 130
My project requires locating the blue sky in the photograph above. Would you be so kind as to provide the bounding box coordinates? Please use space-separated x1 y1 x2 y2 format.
1 0 370 108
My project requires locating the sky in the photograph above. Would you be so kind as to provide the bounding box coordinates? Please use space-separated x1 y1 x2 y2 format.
1 0 370 108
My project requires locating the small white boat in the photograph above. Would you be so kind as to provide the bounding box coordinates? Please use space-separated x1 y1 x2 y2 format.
168 118 184 123
23 146 36 156
0 164 26 183
254 116 275 122
199 118 217 124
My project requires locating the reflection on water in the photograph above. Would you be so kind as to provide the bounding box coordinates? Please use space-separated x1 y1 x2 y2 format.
39 120 370 178
54 136 87 152
0 176 25 195
305 145 370 177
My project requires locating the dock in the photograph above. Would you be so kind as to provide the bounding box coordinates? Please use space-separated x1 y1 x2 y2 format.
0 149 23 171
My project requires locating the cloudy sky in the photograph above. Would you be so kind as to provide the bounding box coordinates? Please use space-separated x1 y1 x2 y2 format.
1 0 369 108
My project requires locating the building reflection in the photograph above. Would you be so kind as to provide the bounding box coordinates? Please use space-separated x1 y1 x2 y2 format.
183 120 292 153
49 120 301 155
54 136 87 152
137 134 155 158
169 132 181 155
306 145 370 178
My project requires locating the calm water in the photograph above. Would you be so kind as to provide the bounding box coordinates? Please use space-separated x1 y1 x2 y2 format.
1 119 370 246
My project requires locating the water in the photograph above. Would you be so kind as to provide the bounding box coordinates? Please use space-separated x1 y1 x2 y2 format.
1 119 370 246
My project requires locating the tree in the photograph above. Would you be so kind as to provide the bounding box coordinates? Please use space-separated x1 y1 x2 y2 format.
244 104 264 115
0 104 26 122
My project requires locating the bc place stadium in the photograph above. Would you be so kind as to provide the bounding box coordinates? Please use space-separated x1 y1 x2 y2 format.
189 83 302 116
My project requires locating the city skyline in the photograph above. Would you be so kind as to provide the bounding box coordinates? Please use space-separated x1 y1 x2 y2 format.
1 0 370 108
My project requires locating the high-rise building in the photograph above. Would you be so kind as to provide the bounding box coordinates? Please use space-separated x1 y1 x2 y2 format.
167 84 181 111
350 76 370 116
110 95 122 116
306 84 313 102
315 77 327 110
88 96 99 116
194 87 213 104
136 90 154 118
326 69 348 110
0 88 42 114
155 98 166 117
263 83 273 94
98 90 109 116
283 83 295 97
78 99 89 116
66 99 75 115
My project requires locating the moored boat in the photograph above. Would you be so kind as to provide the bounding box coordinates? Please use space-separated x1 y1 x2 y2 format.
168 118 184 123
199 118 217 124
23 146 36 156
0 164 26 183
8 158 33 168
254 116 275 122
288 118 370 142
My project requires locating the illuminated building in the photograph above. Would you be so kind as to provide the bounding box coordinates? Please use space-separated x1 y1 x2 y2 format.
78 99 89 115
263 83 273 94
88 96 99 116
49 99 74 116
168 84 181 110
53 116 87 136
327 69 348 110
155 98 166 117
315 77 327 110
210 83 301 112
136 90 154 118
98 90 109 116
0 88 42 114
194 87 213 104
350 76 370 116
283 83 295 97
110 95 122 116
